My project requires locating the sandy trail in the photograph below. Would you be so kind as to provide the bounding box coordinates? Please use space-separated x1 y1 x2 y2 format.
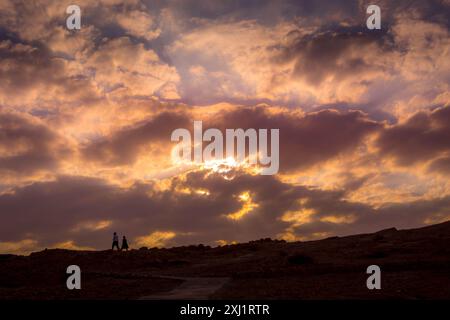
139 276 230 300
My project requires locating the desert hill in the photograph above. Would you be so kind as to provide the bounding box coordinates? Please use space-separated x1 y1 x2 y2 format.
1 221 449 299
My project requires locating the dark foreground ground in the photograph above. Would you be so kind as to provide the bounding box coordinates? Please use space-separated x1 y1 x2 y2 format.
1 221 449 300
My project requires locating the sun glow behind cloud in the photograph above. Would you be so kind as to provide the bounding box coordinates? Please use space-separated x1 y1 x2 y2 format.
227 191 259 220
134 231 176 248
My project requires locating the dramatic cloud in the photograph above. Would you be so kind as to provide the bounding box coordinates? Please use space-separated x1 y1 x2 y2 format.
0 38 99 107
376 106 450 167
1 169 448 253
0 0 449 254
82 111 190 165
277 26 391 85
210 106 381 172
0 111 71 175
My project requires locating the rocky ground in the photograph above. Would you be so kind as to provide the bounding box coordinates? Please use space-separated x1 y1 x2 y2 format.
1 221 449 299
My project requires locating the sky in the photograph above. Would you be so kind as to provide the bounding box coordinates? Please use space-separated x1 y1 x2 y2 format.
0 0 449 254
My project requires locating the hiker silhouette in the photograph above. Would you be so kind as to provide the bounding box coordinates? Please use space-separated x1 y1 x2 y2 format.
121 236 129 251
112 232 120 250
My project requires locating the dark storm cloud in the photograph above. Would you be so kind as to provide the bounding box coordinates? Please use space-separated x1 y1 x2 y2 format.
1 168 448 250
0 37 97 104
0 39 63 93
0 112 70 174
143 0 449 32
161 0 443 23
428 156 450 175
149 0 359 25
394 0 450 28
376 106 450 167
274 25 392 86
82 111 191 165
210 106 381 172
80 106 381 171
0 172 293 247
175 169 301 240
0 176 121 242
291 193 450 238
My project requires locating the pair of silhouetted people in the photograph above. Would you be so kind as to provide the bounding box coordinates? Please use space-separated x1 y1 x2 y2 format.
112 232 129 251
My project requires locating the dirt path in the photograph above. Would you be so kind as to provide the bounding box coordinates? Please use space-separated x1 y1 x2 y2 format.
139 276 230 300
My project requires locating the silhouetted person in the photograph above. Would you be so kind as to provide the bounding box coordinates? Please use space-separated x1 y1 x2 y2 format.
121 236 129 251
112 232 120 250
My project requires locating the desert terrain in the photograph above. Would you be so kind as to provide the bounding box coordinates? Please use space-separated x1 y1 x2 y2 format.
1 221 449 300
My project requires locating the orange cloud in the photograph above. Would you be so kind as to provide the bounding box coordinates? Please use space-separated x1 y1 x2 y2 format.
134 231 176 248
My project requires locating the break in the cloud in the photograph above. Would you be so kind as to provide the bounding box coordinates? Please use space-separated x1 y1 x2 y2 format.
0 0 449 254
